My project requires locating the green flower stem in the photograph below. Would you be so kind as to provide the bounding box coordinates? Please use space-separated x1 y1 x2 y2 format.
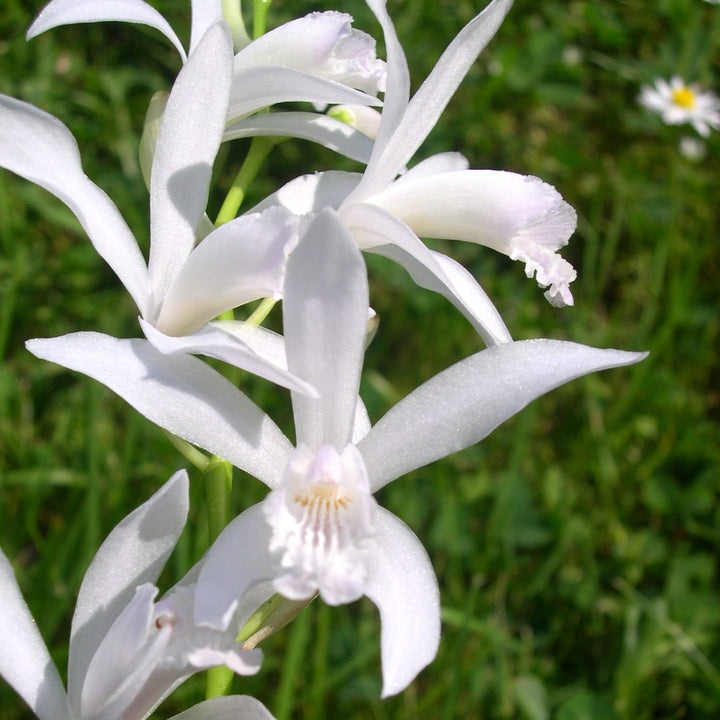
206 665 235 700
204 457 235 699
204 458 233 543
162 430 211 471
246 296 277 326
215 136 274 226
222 0 251 51
253 0 273 39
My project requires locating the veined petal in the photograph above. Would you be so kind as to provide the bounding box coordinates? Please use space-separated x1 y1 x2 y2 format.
264 445 377 606
365 509 440 698
359 339 647 491
139 319 318 398
26 333 292 487
369 169 578 306
227 67 381 122
0 551 70 720
168 696 277 720
0 94 150 317
195 504 275 630
354 0 514 195
223 112 374 164
284 209 368 451
27 0 187 61
250 171 361 216
341 202 512 346
155 207 297 335
148 22 233 310
233 12 386 95
68 471 189 710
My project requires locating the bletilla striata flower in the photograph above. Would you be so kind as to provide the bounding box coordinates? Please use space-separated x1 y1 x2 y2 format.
28 2 387 163
252 0 577 350
0 471 274 720
638 75 720 138
0 23 319 402
29 210 646 696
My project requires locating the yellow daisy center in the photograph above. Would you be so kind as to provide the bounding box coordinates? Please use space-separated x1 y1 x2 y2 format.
672 86 696 109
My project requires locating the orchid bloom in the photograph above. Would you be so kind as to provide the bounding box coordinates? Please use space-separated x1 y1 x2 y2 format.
0 471 272 720
29 209 647 696
0 23 320 401
251 0 576 348
27 3 386 163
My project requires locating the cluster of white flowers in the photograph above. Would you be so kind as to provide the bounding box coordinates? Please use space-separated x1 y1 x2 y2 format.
0 1 646 718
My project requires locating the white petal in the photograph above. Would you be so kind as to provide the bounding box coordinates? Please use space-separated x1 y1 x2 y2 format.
227 67 381 122
284 209 368 451
360 339 647 491
341 202 512 346
68 471 188 709
189 0 223 54
168 696 277 720
155 207 297 335
233 11 385 94
79 584 168 719
26 333 292 487
361 0 410 174
139 319 318 398
148 22 233 310
223 112 374 164
392 152 469 183
356 0 514 193
365 509 440 698
327 104 383 140
250 171 360 216
0 551 70 720
27 0 187 61
195 504 275 630
0 94 150 317
370 170 578 306
209 321 288 370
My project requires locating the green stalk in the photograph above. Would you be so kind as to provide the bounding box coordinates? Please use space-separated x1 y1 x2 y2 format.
253 0 273 39
222 0 251 51
215 137 274 226
204 457 235 699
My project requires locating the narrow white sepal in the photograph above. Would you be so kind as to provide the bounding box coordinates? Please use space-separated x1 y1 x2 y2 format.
0 552 70 720
26 333 293 487
359 340 648 491
26 0 188 61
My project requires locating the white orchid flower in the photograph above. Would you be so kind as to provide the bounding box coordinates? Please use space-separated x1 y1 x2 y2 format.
0 470 269 720
0 23 318 400
29 209 646 696
250 0 576 349
27 3 386 163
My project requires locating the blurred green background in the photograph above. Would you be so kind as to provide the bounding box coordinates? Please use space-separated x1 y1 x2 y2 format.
1 0 719 718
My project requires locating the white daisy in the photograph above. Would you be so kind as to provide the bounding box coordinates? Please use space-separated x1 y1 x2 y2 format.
639 75 720 137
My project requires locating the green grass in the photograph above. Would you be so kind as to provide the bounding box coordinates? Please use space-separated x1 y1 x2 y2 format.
1 0 720 718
